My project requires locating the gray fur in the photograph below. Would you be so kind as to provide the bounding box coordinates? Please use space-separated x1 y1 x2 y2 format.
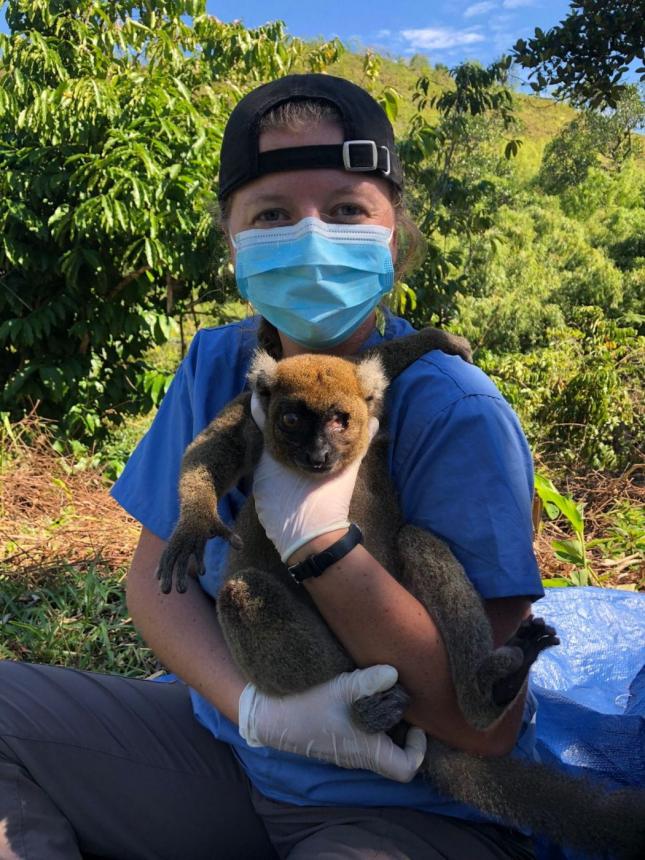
426 739 645 859
397 525 527 730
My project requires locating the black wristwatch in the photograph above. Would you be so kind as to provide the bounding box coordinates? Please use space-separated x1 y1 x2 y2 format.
287 523 364 585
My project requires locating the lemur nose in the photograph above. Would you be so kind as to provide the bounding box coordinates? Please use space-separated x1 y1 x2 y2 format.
307 450 329 468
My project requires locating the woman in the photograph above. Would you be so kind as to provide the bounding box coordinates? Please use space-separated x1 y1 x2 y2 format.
0 74 542 859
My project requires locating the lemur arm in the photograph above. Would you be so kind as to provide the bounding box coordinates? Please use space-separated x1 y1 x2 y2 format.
362 327 472 379
157 392 263 594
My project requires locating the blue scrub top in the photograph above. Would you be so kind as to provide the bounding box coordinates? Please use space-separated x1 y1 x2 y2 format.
111 311 544 821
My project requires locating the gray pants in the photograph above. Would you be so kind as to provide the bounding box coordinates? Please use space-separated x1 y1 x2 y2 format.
0 661 535 860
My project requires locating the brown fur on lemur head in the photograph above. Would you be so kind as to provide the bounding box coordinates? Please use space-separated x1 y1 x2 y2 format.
248 350 387 475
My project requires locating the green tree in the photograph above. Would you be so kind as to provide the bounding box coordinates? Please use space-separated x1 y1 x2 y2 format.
397 59 522 325
0 0 340 438
408 53 430 74
538 86 645 194
513 0 645 109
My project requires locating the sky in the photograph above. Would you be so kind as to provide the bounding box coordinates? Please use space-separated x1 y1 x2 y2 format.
205 1 576 78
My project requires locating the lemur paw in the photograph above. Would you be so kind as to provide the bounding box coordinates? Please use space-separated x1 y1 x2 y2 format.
491 616 559 706
157 529 209 594
474 646 525 712
351 683 410 734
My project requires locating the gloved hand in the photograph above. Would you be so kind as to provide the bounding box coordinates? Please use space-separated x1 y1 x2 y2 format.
238 664 427 782
250 392 379 561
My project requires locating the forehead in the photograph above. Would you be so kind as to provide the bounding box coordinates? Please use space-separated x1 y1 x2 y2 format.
232 168 392 211
230 121 393 211
275 355 364 408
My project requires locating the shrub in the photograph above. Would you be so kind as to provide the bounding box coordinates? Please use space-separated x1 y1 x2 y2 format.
480 308 644 468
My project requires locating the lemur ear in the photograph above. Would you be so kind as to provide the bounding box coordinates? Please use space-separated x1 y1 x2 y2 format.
355 355 388 411
248 350 278 396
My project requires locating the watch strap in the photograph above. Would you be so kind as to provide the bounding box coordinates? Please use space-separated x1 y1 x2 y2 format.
287 523 364 585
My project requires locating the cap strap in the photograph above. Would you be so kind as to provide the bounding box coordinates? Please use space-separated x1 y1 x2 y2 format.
257 143 391 177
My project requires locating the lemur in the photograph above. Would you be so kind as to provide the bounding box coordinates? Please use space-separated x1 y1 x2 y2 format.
157 328 645 859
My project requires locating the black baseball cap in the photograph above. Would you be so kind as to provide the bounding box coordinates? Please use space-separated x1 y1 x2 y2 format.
218 73 403 202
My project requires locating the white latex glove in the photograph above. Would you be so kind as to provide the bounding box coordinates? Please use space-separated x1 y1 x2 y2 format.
251 392 379 561
238 664 427 782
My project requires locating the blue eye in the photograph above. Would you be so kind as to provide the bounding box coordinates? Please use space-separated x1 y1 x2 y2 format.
255 209 287 224
333 203 366 219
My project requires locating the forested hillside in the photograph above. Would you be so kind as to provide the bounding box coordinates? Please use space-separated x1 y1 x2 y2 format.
330 49 580 172
0 0 643 669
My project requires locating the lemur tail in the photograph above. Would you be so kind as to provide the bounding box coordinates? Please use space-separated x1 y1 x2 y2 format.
424 741 645 859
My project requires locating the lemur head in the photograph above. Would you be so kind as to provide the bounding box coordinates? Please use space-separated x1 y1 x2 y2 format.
248 351 388 475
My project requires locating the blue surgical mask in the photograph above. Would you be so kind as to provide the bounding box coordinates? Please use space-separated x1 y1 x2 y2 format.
232 217 394 349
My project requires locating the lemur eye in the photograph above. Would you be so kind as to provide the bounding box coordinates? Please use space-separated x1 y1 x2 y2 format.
330 412 349 432
282 412 299 428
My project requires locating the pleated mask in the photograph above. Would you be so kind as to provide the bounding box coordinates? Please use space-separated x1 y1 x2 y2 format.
232 217 394 349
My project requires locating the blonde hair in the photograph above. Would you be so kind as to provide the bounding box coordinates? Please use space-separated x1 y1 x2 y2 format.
258 98 342 132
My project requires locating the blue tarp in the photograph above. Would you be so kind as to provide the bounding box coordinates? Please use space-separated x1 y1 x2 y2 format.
530 587 645 860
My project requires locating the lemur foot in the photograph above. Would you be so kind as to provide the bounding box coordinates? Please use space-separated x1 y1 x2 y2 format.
218 577 265 624
475 645 525 701
491 616 559 706
351 683 410 734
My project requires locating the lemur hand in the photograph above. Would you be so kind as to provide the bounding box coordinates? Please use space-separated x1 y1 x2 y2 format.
250 392 379 561
238 665 427 782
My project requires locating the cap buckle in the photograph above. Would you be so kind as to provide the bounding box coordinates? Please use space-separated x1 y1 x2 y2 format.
342 140 378 172
379 145 391 177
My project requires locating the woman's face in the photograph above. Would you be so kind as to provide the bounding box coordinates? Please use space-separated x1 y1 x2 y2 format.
225 121 398 356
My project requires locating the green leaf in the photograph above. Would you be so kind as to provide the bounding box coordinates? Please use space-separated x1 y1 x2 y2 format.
542 578 572 588
153 314 172 343
534 474 584 533
552 538 585 566
569 568 588 587
379 87 400 123
144 237 157 268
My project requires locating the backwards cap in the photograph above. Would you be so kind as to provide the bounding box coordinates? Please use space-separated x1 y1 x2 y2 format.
218 73 403 201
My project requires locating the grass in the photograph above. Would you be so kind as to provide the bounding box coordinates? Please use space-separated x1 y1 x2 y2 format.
589 499 645 563
0 412 158 674
0 562 156 675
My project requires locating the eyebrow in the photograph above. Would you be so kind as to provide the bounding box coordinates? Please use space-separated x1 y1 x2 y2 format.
328 185 371 197
244 193 291 206
243 185 372 210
